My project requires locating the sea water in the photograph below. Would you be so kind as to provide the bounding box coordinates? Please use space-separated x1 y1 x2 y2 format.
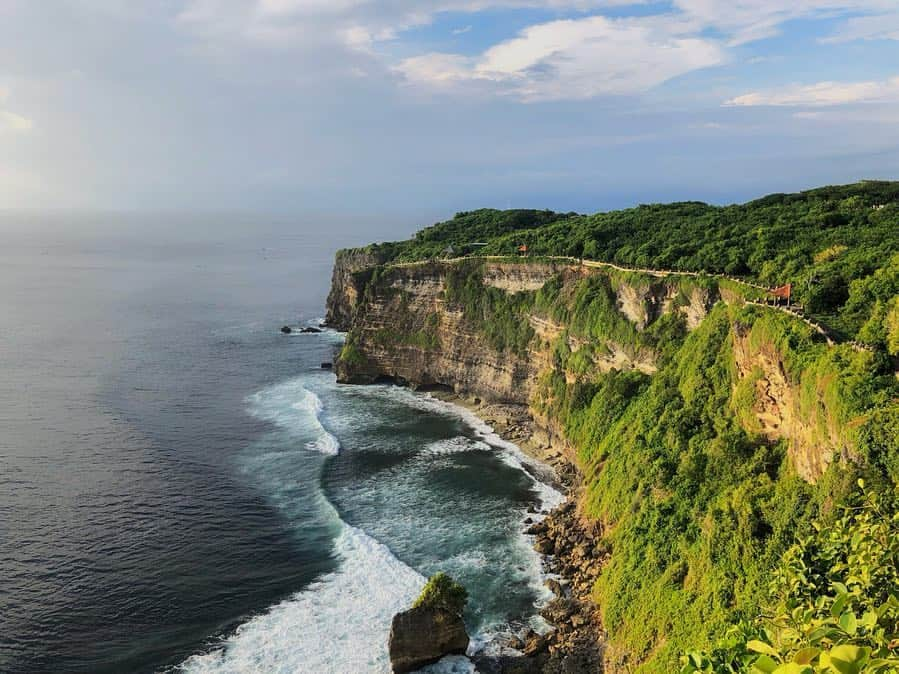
0 215 559 674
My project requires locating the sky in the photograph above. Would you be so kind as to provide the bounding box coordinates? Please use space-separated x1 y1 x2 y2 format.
2 0 899 219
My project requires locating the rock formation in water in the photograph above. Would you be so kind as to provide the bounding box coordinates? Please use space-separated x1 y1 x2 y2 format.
388 606 470 673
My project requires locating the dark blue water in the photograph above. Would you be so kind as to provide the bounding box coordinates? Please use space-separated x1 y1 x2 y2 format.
0 216 558 674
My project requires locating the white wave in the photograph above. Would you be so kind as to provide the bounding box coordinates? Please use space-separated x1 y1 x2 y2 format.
337 384 565 614
247 380 340 456
368 387 564 512
421 436 491 457
179 523 435 674
187 375 559 673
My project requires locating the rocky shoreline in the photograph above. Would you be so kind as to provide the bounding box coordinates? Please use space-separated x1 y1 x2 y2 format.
428 392 605 674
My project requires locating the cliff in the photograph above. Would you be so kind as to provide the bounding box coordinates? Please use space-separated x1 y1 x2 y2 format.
334 260 565 402
331 258 714 403
325 253 897 673
325 248 392 331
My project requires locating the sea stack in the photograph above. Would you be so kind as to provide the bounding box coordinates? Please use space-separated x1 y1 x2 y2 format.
388 573 469 673
388 606 469 673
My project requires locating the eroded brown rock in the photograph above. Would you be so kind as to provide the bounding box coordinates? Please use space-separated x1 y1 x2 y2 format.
388 606 469 673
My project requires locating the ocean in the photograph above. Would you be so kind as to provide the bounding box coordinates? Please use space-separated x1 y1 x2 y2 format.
0 214 559 673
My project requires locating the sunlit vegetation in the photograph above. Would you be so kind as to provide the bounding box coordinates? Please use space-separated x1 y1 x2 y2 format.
413 572 468 616
681 485 899 674
352 181 899 345
342 181 899 671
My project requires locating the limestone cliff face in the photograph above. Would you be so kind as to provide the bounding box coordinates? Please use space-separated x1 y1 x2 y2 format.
328 254 844 484
331 258 707 405
615 280 715 332
333 261 555 404
325 248 390 331
731 323 847 481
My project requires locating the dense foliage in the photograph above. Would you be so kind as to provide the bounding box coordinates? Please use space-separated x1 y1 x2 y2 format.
681 485 899 674
412 572 468 616
340 181 899 671
354 181 899 344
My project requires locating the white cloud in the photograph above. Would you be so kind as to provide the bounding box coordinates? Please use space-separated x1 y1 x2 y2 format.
725 76 899 106
177 0 648 48
397 15 726 101
673 0 897 45
173 0 899 103
0 109 33 133
823 12 899 42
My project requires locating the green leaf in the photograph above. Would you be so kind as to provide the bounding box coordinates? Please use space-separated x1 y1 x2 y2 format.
752 655 779 674
839 611 858 636
828 644 871 674
748 640 780 658
772 664 813 674
792 647 820 665
861 610 878 629
832 593 849 619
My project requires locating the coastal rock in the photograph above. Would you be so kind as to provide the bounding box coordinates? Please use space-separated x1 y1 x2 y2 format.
300 326 322 333
522 630 548 657
534 536 555 555
388 606 469 673
541 598 577 626
280 325 292 334
544 578 564 597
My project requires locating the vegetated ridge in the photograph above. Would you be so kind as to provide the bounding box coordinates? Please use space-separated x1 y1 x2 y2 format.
326 181 899 673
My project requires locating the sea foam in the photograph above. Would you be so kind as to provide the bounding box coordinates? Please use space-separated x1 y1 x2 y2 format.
178 523 426 674
183 372 559 672
247 379 340 455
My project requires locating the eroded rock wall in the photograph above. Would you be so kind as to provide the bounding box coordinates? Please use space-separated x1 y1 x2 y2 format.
731 323 846 481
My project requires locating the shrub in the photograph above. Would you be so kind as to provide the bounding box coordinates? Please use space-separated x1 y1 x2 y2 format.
681 483 899 674
412 572 469 616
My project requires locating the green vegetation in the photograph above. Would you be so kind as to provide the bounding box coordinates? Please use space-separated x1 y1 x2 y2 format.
339 181 899 671
413 572 468 616
337 339 367 367
443 260 536 355
579 303 896 671
349 181 899 344
356 209 574 263
681 484 899 674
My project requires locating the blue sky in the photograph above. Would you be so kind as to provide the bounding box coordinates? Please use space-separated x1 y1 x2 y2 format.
2 1 899 220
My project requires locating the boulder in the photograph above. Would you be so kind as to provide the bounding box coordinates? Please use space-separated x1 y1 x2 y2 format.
522 630 548 656
544 578 564 597
388 606 469 673
300 326 322 333
321 362 333 369
280 325 292 334
534 536 555 555
541 598 577 625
